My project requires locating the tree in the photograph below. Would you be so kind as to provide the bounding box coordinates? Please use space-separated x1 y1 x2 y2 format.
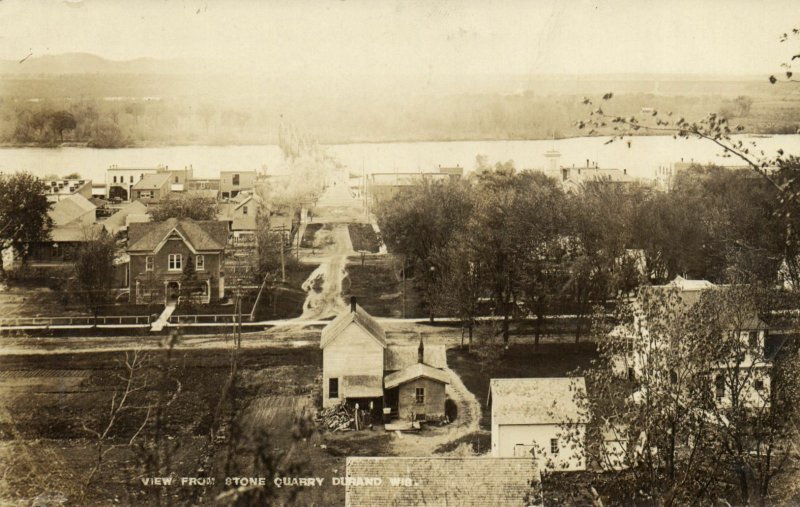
50 110 77 141
73 228 117 324
567 283 800 506
149 194 218 222
0 172 52 276
375 178 473 322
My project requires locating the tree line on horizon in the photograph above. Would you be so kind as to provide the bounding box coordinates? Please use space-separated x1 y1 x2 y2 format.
375 158 800 346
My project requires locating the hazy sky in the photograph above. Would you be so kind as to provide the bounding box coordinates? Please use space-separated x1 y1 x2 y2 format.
0 0 796 77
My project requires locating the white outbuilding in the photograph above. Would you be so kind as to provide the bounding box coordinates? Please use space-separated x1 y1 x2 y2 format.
488 377 588 471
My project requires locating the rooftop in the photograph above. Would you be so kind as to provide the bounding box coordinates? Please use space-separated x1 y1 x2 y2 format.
48 194 96 227
385 345 447 371
384 362 450 389
127 218 229 253
345 457 542 507
489 377 588 426
320 304 386 348
132 173 171 190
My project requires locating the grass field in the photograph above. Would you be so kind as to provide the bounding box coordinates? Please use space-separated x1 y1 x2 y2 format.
343 255 426 318
347 223 381 253
0 344 403 506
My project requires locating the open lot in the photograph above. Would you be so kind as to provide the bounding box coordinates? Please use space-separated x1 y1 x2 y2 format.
0 344 404 506
347 223 381 253
343 254 426 318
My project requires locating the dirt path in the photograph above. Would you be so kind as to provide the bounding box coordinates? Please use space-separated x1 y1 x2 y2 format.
299 224 354 320
387 364 486 456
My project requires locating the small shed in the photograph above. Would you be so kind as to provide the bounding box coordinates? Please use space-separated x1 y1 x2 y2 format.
488 377 588 471
383 337 449 421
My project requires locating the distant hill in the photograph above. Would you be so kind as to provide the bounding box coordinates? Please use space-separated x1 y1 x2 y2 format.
0 52 201 76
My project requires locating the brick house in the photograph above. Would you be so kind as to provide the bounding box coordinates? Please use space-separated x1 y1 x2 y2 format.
127 218 229 304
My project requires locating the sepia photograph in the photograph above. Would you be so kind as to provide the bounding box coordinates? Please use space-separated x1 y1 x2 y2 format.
0 0 799 505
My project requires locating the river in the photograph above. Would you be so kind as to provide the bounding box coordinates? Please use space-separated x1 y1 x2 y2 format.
2 135 800 182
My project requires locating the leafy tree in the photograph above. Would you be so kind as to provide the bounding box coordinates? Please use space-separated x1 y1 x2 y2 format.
567 283 800 506
73 228 117 324
149 195 218 222
376 178 473 322
0 172 52 276
50 110 77 141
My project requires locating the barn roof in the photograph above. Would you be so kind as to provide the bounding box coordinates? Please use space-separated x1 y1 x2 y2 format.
127 218 228 253
50 223 104 242
384 363 450 389
345 457 542 507
489 377 588 426
385 345 447 371
320 304 386 349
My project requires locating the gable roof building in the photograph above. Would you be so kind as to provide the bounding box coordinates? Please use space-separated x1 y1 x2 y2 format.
48 193 97 227
127 218 229 254
101 200 148 236
345 457 542 507
320 301 387 349
489 377 588 426
489 377 588 469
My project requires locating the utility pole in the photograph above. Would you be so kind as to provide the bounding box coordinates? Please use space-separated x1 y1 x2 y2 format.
279 227 286 283
402 261 406 319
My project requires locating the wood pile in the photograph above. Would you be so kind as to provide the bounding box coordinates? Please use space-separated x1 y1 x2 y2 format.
317 402 356 432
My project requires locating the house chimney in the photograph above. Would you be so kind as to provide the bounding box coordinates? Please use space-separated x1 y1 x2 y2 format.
623 168 627 175
418 335 424 364
350 296 357 312
586 159 590 168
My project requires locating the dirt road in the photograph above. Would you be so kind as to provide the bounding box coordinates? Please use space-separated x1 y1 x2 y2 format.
299 224 354 320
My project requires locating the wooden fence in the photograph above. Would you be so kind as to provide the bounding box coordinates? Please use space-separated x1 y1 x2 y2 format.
0 315 152 327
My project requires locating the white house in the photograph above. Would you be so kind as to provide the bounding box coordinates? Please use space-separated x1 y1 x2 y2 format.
488 377 588 471
611 276 772 409
320 299 387 409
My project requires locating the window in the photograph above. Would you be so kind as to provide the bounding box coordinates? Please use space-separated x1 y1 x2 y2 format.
329 378 339 398
754 379 765 391
550 438 559 454
145 256 154 271
242 205 248 215
196 255 205 271
200 282 209 296
130 175 134 183
168 254 182 271
113 176 117 183
51 243 61 258
174 176 179 183
232 173 240 186
748 331 759 349
715 375 726 399
415 387 425 404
